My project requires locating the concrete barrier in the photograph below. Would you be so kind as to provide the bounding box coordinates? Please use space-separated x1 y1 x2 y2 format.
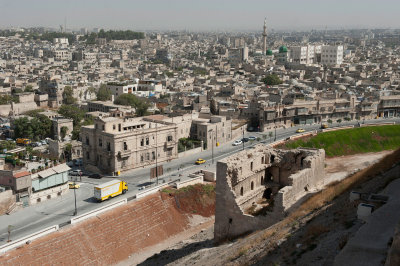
361 122 396 127
0 224 59 254
136 183 170 199
178 146 202 158
322 125 354 132
289 131 317 141
176 176 204 189
202 170 216 182
70 198 127 224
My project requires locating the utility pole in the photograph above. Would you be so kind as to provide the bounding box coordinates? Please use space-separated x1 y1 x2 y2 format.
209 129 214 164
242 127 245 151
274 125 277 141
155 122 158 185
73 176 77 216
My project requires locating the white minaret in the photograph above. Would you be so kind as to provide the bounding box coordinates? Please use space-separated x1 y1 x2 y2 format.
262 18 267 55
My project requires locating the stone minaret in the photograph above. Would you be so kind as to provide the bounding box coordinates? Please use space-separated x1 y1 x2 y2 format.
262 18 267 55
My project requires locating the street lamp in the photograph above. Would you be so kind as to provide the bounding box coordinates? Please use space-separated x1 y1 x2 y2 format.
73 177 77 216
242 127 245 151
208 129 214 164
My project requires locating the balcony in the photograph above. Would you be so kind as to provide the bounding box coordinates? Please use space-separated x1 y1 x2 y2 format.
164 141 176 149
335 107 353 112
118 150 131 158
296 109 308 115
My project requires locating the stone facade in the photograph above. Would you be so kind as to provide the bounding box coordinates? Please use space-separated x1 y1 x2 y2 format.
214 144 325 243
80 116 178 174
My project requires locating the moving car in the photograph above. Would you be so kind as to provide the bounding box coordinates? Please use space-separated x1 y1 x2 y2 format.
248 136 256 141
195 158 206 165
296 128 306 133
241 137 249 143
89 173 103 179
233 139 243 146
68 182 80 189
69 169 82 176
321 123 328 129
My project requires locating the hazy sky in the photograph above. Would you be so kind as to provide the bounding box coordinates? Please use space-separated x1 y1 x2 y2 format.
0 0 399 31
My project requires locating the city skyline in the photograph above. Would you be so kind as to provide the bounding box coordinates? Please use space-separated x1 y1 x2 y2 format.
0 0 400 31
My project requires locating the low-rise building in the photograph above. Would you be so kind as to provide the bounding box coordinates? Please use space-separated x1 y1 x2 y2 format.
30 164 70 205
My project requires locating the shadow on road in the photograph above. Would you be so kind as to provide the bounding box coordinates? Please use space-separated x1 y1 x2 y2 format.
83 197 97 203
137 181 154 187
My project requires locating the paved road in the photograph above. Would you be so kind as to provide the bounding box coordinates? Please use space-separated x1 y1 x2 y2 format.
0 118 398 245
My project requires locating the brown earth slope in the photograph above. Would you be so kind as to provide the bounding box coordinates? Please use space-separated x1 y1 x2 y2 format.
0 184 215 265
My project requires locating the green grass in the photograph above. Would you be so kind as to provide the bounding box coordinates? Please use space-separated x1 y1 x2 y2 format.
282 125 400 157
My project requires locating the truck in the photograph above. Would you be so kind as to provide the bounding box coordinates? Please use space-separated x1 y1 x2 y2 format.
94 179 128 202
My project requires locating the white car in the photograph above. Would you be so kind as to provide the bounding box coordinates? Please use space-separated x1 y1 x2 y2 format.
69 170 82 176
232 140 243 146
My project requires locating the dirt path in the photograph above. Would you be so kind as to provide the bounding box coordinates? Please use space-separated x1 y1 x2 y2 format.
323 150 394 186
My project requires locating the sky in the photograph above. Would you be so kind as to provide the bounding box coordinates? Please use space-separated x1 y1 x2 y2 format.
0 0 399 31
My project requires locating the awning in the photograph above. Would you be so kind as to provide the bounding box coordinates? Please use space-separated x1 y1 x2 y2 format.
53 163 71 174
38 169 56 178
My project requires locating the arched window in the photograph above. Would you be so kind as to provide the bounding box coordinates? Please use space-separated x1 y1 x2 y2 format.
251 181 254 190
240 187 244 196
261 176 264 185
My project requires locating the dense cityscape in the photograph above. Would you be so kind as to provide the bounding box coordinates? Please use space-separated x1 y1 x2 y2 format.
0 6 399 265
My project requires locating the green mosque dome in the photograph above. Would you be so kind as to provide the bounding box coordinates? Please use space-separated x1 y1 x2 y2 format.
266 49 273 55
279 45 288 53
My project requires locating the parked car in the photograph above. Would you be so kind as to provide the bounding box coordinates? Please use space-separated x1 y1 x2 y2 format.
68 182 80 189
241 137 249 142
69 170 82 176
296 128 306 133
89 173 103 179
248 136 256 141
195 158 206 165
233 140 243 146
74 159 83 166
36 142 42 147
41 140 47 145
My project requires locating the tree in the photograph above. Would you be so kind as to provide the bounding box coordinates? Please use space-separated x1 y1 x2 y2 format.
344 117 351 121
97 84 112 101
62 86 77 104
58 105 93 140
337 119 342 124
24 85 33 92
58 105 85 126
327 119 333 124
13 114 52 141
63 143 72 162
60 126 68 140
114 94 149 117
262 74 283 86
0 95 18 104
268 131 273 142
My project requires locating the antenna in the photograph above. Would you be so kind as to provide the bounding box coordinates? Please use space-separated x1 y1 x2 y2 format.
64 17 67 33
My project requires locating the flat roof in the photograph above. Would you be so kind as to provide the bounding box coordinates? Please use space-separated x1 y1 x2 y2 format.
95 179 122 189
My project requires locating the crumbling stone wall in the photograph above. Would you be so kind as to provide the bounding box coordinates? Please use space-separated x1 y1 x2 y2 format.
214 144 325 243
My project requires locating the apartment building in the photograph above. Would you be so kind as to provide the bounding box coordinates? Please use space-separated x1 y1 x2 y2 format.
321 45 343 66
290 45 315 64
378 95 400 118
106 81 139 97
259 95 358 130
80 117 178 174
